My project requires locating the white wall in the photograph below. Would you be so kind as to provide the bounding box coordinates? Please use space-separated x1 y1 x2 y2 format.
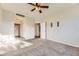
22 17 35 39
15 16 35 40
41 22 46 39
0 8 35 42
0 9 35 40
1 9 15 36
0 5 3 33
45 6 79 47
0 8 16 43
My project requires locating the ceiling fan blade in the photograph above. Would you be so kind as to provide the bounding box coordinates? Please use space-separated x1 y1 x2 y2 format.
40 6 49 8
28 3 35 6
39 10 42 13
31 8 36 11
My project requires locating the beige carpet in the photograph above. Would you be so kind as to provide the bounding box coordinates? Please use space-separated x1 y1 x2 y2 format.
0 38 79 56
0 38 32 54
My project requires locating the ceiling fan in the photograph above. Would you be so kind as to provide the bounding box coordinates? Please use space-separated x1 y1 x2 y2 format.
28 3 49 13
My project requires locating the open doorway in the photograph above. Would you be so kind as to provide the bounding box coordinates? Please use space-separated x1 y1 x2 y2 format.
35 23 40 38
14 24 21 37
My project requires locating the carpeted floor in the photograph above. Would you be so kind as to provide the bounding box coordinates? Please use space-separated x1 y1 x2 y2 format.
0 38 79 56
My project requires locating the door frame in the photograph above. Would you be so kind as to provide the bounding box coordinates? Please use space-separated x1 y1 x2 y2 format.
35 23 41 38
14 24 21 37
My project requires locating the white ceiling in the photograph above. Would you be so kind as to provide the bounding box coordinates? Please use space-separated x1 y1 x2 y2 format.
1 3 78 19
